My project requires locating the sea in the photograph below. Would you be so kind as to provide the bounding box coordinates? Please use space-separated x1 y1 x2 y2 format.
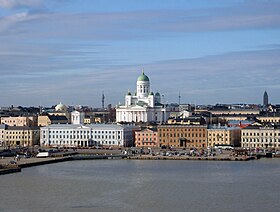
0 159 279 212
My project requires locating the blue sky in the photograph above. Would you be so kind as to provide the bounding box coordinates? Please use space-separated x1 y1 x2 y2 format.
0 0 280 107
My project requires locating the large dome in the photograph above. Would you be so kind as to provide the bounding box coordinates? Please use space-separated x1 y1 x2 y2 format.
55 102 67 112
137 71 149 82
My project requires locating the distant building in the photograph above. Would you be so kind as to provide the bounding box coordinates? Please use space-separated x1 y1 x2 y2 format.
210 109 260 115
158 125 207 148
256 114 280 124
135 128 158 147
167 116 206 125
263 91 269 106
116 72 171 123
38 114 68 127
0 116 37 127
71 111 85 125
40 124 140 148
241 124 280 149
207 125 241 147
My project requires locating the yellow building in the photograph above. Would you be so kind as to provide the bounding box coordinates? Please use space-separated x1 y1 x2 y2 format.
38 115 68 127
256 115 280 123
207 126 241 147
0 116 37 127
0 125 40 147
158 125 207 149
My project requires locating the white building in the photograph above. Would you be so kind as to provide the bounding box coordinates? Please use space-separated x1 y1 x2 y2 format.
241 125 280 149
71 111 85 125
40 124 140 147
116 72 171 123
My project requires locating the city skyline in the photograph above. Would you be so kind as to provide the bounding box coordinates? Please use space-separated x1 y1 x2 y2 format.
0 0 280 107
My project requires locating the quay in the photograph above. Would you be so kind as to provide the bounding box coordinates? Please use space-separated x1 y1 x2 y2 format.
0 148 278 175
126 155 256 161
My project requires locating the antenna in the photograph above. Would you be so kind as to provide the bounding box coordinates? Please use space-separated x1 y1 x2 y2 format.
178 91 181 105
102 92 105 109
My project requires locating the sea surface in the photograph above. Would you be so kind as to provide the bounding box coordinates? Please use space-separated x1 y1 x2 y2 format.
0 159 279 212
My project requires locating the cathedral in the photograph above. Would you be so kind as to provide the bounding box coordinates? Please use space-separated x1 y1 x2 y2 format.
116 72 171 123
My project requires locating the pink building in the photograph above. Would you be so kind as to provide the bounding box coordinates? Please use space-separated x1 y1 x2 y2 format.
135 128 158 147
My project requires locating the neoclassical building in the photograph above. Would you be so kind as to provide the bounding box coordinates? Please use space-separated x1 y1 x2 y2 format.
116 72 171 123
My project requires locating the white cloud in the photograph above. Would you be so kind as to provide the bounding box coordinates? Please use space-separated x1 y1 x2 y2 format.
0 0 43 9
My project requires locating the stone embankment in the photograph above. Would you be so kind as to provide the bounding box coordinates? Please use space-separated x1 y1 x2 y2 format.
126 155 256 161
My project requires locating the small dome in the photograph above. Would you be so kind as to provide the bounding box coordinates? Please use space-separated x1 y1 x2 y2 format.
137 71 149 82
155 92 160 96
149 92 154 95
127 91 131 95
55 102 67 111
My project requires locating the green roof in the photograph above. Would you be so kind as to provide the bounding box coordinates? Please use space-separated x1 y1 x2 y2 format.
137 72 149 82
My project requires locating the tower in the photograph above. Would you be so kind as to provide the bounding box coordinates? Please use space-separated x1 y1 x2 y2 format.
136 71 150 98
263 91 268 106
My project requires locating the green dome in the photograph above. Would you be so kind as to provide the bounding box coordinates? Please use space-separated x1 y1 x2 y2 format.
149 92 154 95
155 92 160 96
137 71 149 82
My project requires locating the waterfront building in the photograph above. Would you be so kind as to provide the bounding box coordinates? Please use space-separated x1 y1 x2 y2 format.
241 124 280 149
116 72 171 123
207 125 241 147
0 116 37 127
263 91 269 106
0 125 40 147
135 128 158 147
158 125 207 148
40 124 140 148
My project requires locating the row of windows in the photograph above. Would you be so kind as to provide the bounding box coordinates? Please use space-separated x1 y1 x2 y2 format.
3 131 34 134
44 134 120 139
159 128 205 132
45 130 121 134
242 138 280 143
161 139 206 143
242 132 280 136
159 133 205 137
48 140 118 145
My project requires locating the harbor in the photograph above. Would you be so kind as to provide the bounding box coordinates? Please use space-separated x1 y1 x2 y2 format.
1 147 279 175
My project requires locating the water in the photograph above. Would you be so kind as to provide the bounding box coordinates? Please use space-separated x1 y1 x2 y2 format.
0 159 279 212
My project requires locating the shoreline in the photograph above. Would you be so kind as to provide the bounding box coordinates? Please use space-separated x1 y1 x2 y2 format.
0 152 277 175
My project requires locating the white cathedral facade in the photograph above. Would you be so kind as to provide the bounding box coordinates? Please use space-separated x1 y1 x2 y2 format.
116 72 171 123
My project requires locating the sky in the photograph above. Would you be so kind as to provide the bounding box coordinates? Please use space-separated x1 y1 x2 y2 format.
0 0 280 107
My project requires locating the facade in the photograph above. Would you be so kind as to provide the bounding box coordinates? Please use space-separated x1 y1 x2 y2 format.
71 111 85 124
0 116 37 127
241 125 280 149
135 128 158 147
0 125 40 147
40 124 140 148
116 72 171 123
207 125 241 147
158 125 207 148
